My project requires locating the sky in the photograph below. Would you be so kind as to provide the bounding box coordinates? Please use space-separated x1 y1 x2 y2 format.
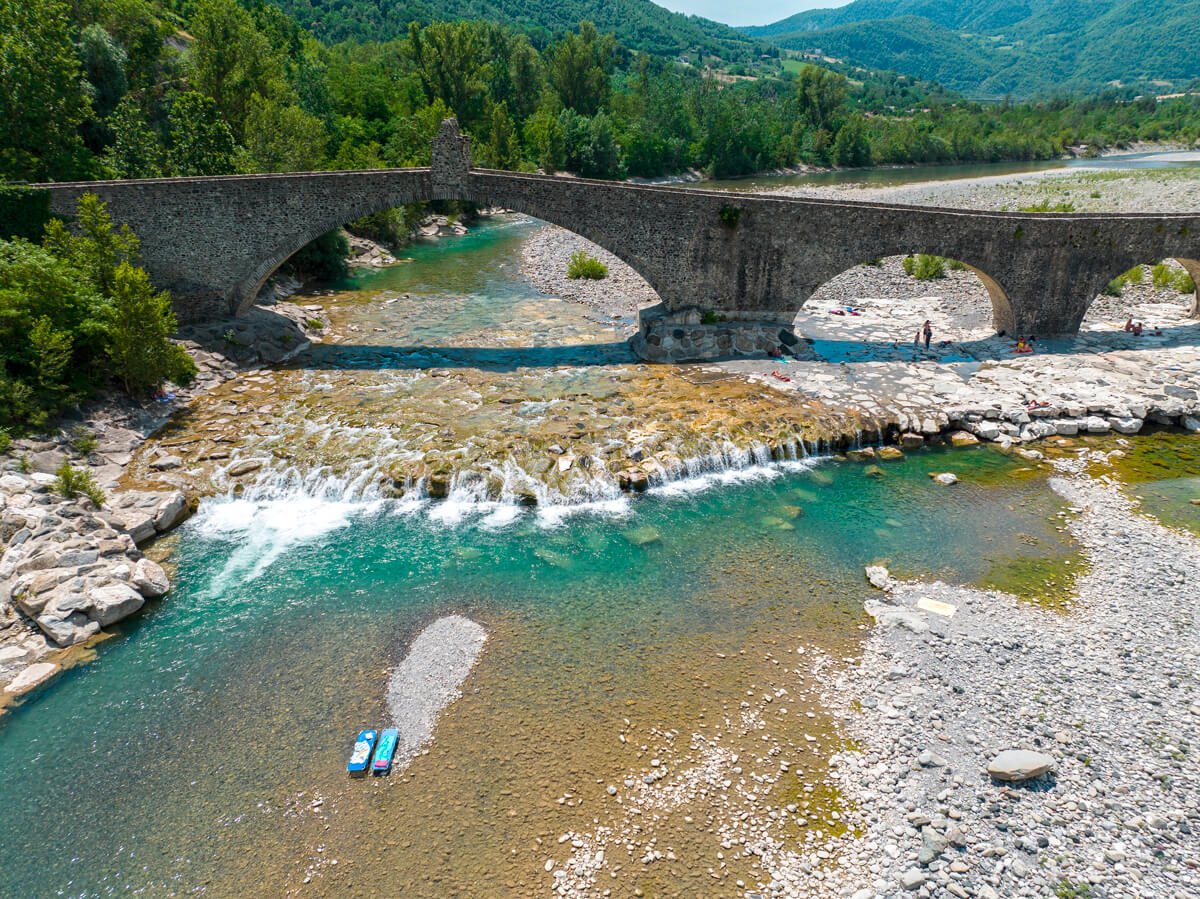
654 0 848 28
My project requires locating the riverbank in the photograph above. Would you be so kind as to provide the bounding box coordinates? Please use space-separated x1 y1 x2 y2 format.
550 450 1198 898
0 296 328 703
821 452 1199 898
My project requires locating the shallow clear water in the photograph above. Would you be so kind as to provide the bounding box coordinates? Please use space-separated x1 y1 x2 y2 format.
0 211 1126 897
0 446 1073 896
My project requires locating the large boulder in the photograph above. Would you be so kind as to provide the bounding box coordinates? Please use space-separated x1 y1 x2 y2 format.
132 558 170 598
86 582 145 626
36 611 100 646
153 492 189 531
987 749 1055 782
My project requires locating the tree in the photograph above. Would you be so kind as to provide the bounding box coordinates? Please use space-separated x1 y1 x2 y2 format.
483 102 520 169
832 115 873 168
547 22 615 116
0 0 91 180
101 262 196 393
167 92 239 176
188 0 287 136
524 107 566 173
407 22 490 127
243 96 328 172
42 193 140 295
102 97 163 179
78 24 128 118
796 65 847 133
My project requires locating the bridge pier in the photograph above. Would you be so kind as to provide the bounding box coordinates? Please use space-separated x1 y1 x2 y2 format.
631 304 799 362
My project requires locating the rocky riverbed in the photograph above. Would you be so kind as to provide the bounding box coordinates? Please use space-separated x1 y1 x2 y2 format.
552 452 1199 899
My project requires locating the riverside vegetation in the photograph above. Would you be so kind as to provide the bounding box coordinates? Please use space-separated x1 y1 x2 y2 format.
6 0 1200 200
0 194 196 434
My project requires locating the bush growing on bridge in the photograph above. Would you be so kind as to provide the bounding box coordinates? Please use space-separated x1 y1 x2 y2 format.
567 250 608 280
1019 199 1076 213
901 254 946 281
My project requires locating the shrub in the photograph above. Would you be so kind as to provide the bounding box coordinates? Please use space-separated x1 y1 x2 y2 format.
902 254 946 281
68 425 97 455
288 229 350 280
1172 269 1196 294
1020 199 1076 213
0 428 10 454
102 262 198 394
719 205 742 229
947 259 968 272
566 250 608 280
51 461 106 507
1151 262 1173 290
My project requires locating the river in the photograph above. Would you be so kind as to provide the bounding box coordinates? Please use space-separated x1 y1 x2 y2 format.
0 156 1196 897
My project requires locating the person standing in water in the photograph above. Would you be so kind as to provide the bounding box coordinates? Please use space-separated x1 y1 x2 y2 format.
922 320 933 349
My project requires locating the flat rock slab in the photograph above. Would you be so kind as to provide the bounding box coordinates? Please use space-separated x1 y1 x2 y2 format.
987 749 1056 782
387 616 487 769
4 662 58 695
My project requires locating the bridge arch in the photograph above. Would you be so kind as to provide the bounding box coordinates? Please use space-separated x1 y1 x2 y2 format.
1081 256 1200 327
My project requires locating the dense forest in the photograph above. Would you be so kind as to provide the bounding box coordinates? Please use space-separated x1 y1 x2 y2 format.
747 0 1200 98
5 0 1200 193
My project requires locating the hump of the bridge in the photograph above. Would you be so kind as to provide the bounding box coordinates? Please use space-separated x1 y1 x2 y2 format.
431 118 472 199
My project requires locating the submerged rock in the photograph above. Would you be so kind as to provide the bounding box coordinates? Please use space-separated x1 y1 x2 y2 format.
930 472 958 485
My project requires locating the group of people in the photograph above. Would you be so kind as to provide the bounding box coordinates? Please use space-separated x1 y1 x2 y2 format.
1123 317 1145 336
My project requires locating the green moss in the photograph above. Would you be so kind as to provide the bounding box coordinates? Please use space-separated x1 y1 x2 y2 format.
980 549 1086 611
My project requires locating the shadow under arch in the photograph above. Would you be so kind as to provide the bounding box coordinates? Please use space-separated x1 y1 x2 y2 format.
1082 256 1200 325
234 167 667 321
796 252 1018 340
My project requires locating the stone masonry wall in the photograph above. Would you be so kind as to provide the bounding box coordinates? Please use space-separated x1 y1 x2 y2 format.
35 120 1200 342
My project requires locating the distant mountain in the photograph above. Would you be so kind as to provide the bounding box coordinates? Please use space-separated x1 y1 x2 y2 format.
272 0 762 58
745 0 1200 97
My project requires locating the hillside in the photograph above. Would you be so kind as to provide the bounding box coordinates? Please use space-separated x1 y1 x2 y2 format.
271 0 762 58
745 0 1200 97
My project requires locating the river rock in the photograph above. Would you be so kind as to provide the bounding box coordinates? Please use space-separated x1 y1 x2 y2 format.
36 611 100 646
1182 415 1200 433
878 446 905 461
899 432 925 449
153 492 189 531
28 450 67 474
948 431 979 447
86 582 145 626
987 749 1056 782
132 558 170 598
4 662 58 695
864 599 929 634
226 459 263 478
931 472 958 485
865 565 893 590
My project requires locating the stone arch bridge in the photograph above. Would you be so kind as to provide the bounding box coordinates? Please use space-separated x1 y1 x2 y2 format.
38 120 1200 361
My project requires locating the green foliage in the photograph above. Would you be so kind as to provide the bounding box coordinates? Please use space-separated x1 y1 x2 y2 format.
102 262 198 394
1151 262 1174 291
0 186 52 241
0 428 10 455
1172 269 1196 294
103 97 163 179
348 204 425 247
69 426 98 455
902 254 946 280
51 461 106 507
289 230 350 280
832 114 872 167
1020 199 1077 213
79 24 128 118
548 21 615 116
0 0 91 180
1104 265 1146 296
243 95 327 172
167 92 240 176
1053 880 1093 899
0 194 195 431
719 205 742 229
566 250 607 280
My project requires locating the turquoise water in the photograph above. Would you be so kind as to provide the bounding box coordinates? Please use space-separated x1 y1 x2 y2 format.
0 448 1071 896
0 219 1081 896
